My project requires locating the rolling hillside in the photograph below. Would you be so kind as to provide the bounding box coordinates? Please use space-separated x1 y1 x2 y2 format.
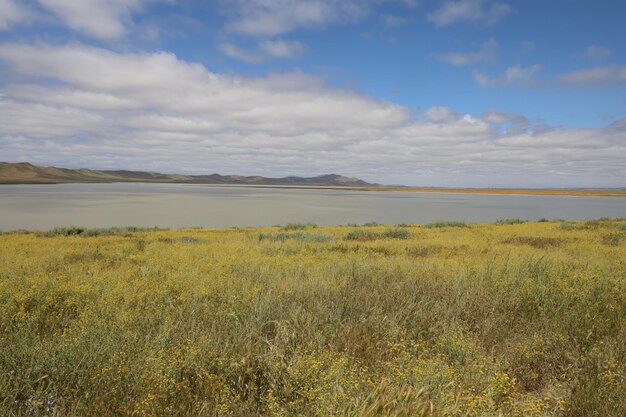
0 162 376 187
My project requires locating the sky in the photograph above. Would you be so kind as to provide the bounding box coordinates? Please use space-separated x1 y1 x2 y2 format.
0 0 625 187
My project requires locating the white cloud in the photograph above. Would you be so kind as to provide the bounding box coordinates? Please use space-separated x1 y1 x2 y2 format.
559 66 626 87
220 39 304 62
433 38 497 66
221 0 369 37
422 106 462 123
260 39 304 58
0 42 624 187
473 64 541 87
35 0 170 40
0 0 31 29
37 0 137 39
381 14 410 27
579 45 613 61
428 0 511 27
219 42 265 63
482 110 528 126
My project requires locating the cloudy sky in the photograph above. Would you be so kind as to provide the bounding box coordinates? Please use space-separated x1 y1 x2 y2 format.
0 0 625 187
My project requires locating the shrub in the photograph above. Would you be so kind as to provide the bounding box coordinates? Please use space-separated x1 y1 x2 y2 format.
258 232 331 242
345 230 380 241
424 221 467 228
345 228 410 241
381 227 410 239
159 236 208 244
282 222 317 231
38 226 163 237
495 218 526 225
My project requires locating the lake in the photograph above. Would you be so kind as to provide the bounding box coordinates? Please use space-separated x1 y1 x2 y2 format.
0 183 624 231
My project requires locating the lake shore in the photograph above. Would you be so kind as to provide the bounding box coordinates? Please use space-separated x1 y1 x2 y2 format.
3 181 626 197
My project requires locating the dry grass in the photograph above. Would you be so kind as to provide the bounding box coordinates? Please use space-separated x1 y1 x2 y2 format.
0 220 624 416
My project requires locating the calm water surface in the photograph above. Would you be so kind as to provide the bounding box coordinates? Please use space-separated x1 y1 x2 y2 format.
0 183 624 230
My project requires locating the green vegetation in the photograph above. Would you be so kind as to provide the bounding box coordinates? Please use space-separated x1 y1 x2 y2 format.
424 221 468 228
0 220 624 416
345 227 411 241
258 232 332 242
282 222 318 231
38 226 164 237
495 218 526 225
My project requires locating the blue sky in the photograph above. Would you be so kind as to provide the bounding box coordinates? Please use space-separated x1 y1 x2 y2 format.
0 0 625 186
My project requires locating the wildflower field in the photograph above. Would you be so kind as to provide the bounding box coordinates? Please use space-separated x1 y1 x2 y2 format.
1 219 625 416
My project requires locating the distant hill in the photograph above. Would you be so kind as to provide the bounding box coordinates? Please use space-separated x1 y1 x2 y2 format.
0 162 378 187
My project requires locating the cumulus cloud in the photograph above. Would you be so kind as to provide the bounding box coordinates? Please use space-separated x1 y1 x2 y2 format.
428 0 511 27
221 0 369 37
220 39 304 62
219 42 264 63
482 110 528 126
260 39 304 58
422 106 462 123
473 64 541 87
433 38 497 66
559 66 626 87
0 0 174 40
0 42 625 187
35 0 170 40
0 0 31 29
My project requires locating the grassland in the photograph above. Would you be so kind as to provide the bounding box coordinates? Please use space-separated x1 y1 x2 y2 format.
1 220 625 416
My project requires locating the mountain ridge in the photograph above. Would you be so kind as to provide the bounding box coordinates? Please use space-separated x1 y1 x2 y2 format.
0 162 379 187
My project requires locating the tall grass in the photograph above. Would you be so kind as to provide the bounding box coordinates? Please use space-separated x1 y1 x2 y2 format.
0 221 624 416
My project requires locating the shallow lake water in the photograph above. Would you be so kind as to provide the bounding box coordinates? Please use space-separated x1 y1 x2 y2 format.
0 183 624 231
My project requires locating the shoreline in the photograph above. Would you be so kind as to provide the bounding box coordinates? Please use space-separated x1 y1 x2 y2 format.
1 181 625 197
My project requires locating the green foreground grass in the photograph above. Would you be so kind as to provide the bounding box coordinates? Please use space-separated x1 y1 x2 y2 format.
0 220 625 416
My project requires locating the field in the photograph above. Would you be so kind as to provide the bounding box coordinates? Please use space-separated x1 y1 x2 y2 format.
1 220 625 416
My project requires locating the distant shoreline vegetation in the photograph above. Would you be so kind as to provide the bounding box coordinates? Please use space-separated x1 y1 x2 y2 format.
1 162 625 197
2 218 625 236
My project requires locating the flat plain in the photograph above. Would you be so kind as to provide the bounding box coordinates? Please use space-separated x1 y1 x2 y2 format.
1 220 625 416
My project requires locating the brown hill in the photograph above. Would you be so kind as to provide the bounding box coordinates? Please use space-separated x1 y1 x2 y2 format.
0 162 377 187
